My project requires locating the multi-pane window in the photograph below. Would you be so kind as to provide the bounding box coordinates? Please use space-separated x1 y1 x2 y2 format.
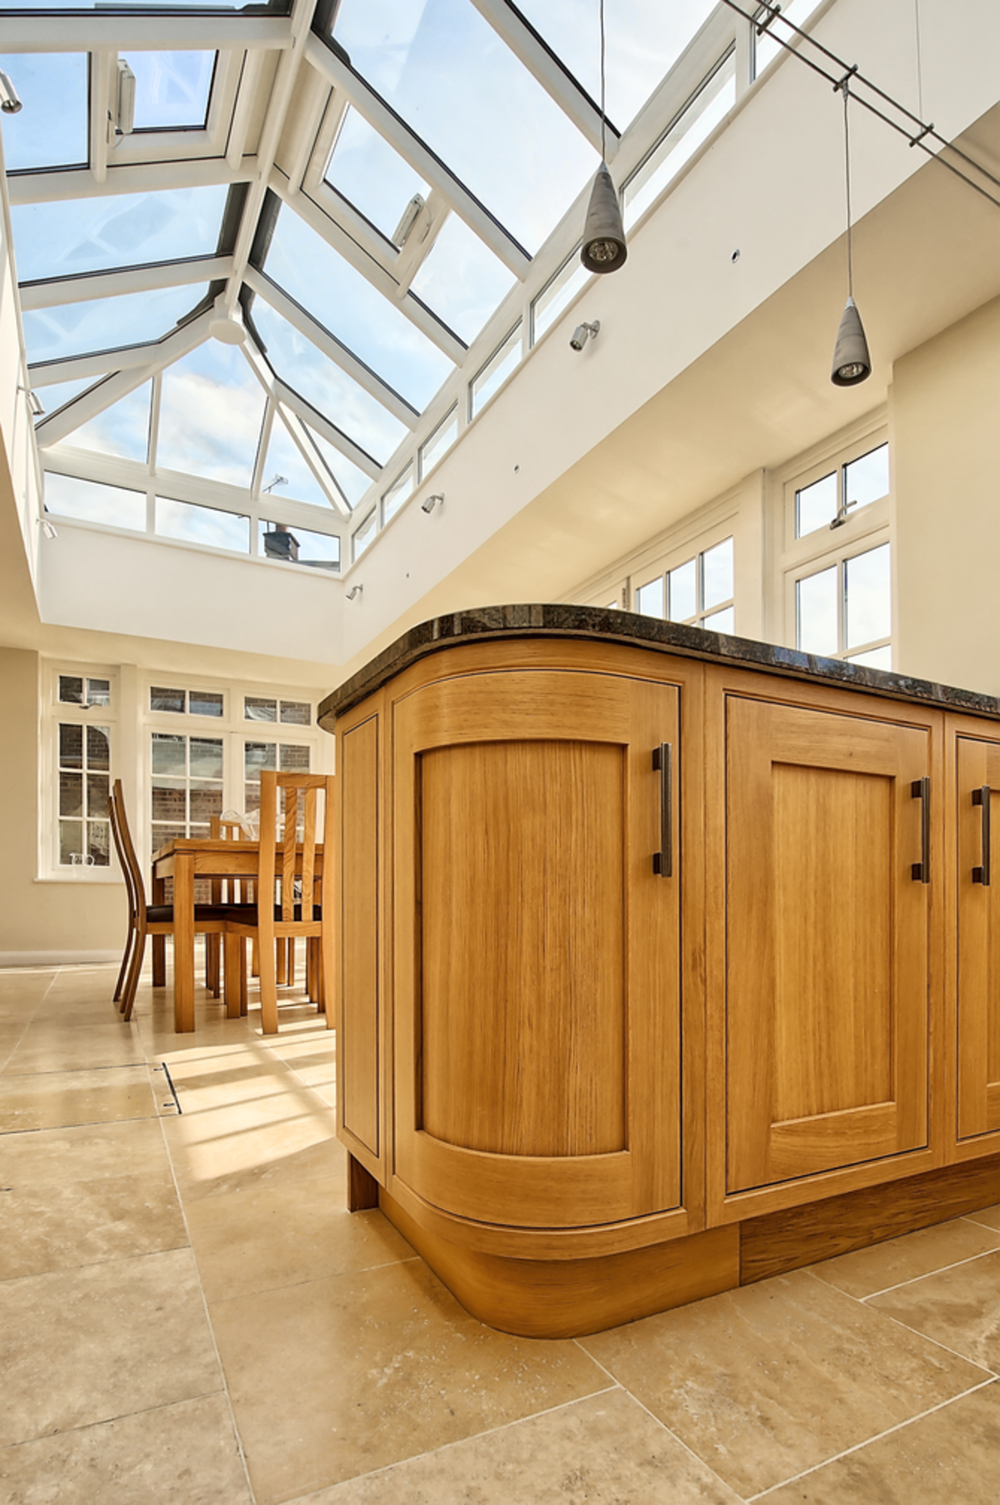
57 722 111 867
150 733 225 850
635 537 734 632
59 674 110 707
796 443 889 537
244 742 311 814
244 697 311 726
796 542 892 667
150 686 224 716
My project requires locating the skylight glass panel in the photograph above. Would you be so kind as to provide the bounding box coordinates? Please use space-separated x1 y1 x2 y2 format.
251 300 407 466
31 376 100 418
333 0 597 254
127 51 216 130
258 520 341 570
61 382 152 464
409 215 515 345
515 0 717 131
156 342 266 489
263 208 453 410
44 473 146 532
296 415 374 510
0 53 88 172
23 285 205 366
261 417 332 509
11 186 227 284
624 55 736 230
324 105 428 242
156 497 250 552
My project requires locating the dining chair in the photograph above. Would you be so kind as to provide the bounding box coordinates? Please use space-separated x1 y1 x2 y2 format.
225 771 334 1034
109 779 237 1024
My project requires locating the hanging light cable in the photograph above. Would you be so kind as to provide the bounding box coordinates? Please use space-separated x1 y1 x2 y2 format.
581 0 627 274
830 76 872 385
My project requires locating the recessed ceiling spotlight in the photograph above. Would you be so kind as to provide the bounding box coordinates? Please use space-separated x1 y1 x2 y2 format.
731 248 741 263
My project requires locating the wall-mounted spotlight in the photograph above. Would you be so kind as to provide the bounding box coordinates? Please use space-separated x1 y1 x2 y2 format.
346 584 364 601
18 385 44 416
0 70 22 114
570 320 600 352
420 492 444 514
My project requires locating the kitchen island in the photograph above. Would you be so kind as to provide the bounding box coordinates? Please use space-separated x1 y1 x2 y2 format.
319 606 1000 1337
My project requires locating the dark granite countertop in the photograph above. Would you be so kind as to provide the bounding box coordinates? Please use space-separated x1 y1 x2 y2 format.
318 604 1000 728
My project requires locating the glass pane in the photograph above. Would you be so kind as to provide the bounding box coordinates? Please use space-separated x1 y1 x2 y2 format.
156 497 250 553
261 416 331 508
702 605 734 634
59 820 83 866
701 537 733 610
796 471 837 538
59 675 83 705
252 300 407 465
62 383 152 464
279 745 311 772
59 770 83 818
352 507 377 560
264 207 453 410
846 543 891 650
624 57 736 229
0 54 88 171
409 214 515 345
531 251 590 344
189 737 224 779
151 823 187 852
260 521 341 570
797 565 839 656
22 284 204 365
244 742 277 773
151 779 187 824
635 577 664 618
31 377 98 417
128 51 216 131
190 782 223 822
86 725 110 772
245 697 277 723
284 409 372 511
280 702 311 726
517 0 718 130
10 186 226 283
847 645 892 670
150 686 186 714
334 0 596 254
59 722 83 770
189 690 223 718
470 325 521 416
844 443 890 509
86 678 110 706
156 342 266 488
419 406 457 478
324 105 429 243
87 820 110 866
86 771 109 818
667 558 697 621
151 733 186 776
43 474 147 532
382 463 413 523
756 0 823 74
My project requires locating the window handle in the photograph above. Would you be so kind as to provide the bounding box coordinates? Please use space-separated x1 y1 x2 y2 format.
911 777 930 883
973 785 991 886
652 743 672 877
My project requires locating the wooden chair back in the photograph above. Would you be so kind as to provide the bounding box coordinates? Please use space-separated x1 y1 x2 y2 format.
111 779 148 923
257 771 334 927
210 816 253 904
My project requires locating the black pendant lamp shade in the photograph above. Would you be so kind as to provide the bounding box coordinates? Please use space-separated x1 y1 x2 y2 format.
830 296 872 385
581 163 627 274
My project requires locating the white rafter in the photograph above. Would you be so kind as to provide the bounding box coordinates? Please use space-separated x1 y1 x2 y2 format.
7 161 253 206
0 15 292 53
20 257 233 312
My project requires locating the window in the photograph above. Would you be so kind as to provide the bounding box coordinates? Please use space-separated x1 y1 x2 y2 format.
59 675 110 707
352 507 377 561
531 250 590 345
244 697 311 726
244 742 311 814
150 687 224 717
469 324 522 418
796 543 892 666
150 733 225 849
796 443 889 537
623 51 737 230
419 407 458 478
57 722 111 868
635 536 735 633
381 464 414 524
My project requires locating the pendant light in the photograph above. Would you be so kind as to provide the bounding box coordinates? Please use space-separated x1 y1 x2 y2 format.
831 78 871 385
581 0 627 274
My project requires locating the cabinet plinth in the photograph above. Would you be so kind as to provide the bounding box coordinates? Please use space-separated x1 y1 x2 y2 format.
328 627 1000 1337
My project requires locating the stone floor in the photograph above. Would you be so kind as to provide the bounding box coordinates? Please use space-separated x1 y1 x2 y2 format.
1 958 999 1504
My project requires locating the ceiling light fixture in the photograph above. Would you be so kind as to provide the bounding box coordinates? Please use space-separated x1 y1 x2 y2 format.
830 73 872 386
580 0 627 275
18 385 44 416
346 584 363 601
420 492 444 514
570 320 600 351
0 70 22 113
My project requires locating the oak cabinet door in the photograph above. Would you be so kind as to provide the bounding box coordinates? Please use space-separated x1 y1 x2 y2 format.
392 669 681 1229
725 695 931 1193
956 735 1000 1140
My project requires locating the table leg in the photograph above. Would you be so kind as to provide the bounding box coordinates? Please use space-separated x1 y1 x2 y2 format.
173 854 195 1033
151 872 167 987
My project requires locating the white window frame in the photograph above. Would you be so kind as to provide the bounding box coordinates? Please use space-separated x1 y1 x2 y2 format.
630 513 738 629
40 662 120 883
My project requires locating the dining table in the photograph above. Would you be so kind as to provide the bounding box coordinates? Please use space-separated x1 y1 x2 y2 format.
150 837 325 1032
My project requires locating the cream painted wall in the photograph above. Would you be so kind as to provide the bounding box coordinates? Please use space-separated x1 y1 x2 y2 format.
893 296 1000 695
0 646 124 963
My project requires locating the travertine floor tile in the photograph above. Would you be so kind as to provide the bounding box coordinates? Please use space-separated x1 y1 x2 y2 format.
579 1268 989 1498
0 1065 157 1132
292 1388 743 1505
0 1249 222 1447
867 1248 1000 1373
0 1024 25 1069
810 1216 1000 1298
0 1116 170 1183
185 1180 412 1302
209 1256 610 1504
3 1021 146 1074
758 1379 1000 1503
965 1202 1000 1231
0 1392 252 1505
162 1097 346 1201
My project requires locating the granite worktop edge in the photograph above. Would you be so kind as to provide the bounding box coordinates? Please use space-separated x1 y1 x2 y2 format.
317 605 1000 727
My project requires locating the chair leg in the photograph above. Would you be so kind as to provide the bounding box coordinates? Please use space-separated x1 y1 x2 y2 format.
259 939 279 1035
286 937 296 988
152 935 167 987
223 934 243 1019
315 938 326 1014
251 938 259 978
206 934 221 997
122 925 147 1023
239 940 248 1016
114 921 136 1007
276 937 288 987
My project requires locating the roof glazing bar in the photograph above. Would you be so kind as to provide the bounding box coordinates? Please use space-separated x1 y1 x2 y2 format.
20 256 233 311
0 15 293 53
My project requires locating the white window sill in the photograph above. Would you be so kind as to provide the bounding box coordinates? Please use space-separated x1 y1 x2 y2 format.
34 874 123 886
